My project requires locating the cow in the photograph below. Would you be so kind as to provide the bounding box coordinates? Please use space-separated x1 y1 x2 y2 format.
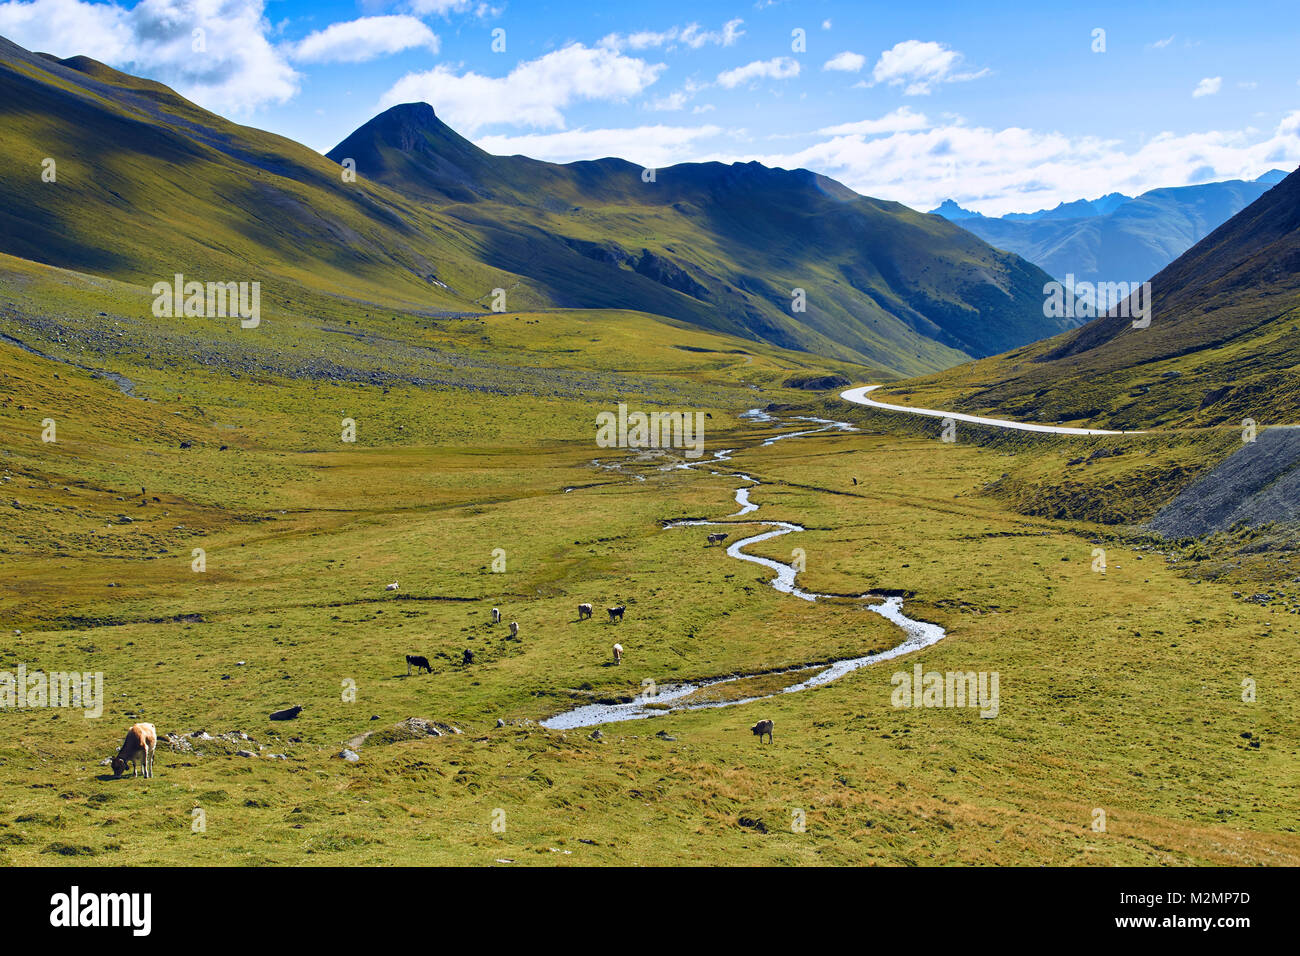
508 621 519 638
492 607 501 624
612 643 624 665
385 582 398 591
406 654 432 675
111 722 157 778
607 605 625 623
706 531 728 545
578 603 593 620
462 649 474 666
751 719 774 744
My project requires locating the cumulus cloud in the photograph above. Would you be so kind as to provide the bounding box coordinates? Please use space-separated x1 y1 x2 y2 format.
601 18 744 52
823 51 866 73
716 56 799 89
475 124 724 168
379 43 665 133
870 40 987 95
0 0 298 111
292 16 438 64
1193 76 1223 98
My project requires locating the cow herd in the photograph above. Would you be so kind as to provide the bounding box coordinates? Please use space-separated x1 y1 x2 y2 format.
104 577 778 782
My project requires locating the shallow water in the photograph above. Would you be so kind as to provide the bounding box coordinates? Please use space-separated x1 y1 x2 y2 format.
540 409 948 730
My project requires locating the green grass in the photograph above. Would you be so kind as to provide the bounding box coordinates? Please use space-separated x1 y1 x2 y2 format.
1 255 1297 866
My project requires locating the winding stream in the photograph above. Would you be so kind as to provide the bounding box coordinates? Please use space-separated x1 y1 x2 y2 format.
540 409 948 730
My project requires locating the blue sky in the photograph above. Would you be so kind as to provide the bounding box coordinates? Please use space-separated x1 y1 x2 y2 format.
2 0 1298 213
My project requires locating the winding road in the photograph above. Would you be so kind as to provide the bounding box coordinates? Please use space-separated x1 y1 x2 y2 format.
840 384 1145 436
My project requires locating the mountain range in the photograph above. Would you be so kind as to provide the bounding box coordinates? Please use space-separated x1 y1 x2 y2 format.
0 34 1075 378
904 165 1300 430
931 173 1288 299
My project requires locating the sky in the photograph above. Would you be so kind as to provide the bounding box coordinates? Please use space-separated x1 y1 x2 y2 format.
1 0 1298 215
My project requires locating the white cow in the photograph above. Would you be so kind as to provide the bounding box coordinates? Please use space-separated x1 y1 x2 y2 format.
613 643 624 665
385 582 398 591
492 607 501 624
509 621 519 638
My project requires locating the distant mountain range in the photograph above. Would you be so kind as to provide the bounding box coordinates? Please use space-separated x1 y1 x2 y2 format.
913 165 1300 430
930 172 1290 299
0 34 1076 377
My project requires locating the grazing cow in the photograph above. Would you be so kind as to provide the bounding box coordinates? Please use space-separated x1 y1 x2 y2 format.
111 722 157 778
269 705 303 721
578 603 593 620
612 643 624 665
462 649 474 666
406 654 432 675
706 531 728 545
492 607 501 624
385 582 398 591
607 605 625 623
751 719 774 744
508 621 519 638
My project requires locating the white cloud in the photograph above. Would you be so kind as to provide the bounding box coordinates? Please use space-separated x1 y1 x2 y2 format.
821 19 832 30
818 107 929 136
870 40 987 95
1193 76 1223 98
293 16 438 64
379 43 665 133
476 124 724 168
648 90 689 111
698 110 1300 215
406 0 492 15
601 18 744 52
716 56 800 89
646 79 707 112
823 51 866 73
0 0 298 111
1149 34 1175 49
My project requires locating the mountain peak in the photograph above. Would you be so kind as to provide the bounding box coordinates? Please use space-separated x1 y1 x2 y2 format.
929 198 983 220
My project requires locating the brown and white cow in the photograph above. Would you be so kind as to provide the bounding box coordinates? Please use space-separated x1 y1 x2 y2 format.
112 722 157 778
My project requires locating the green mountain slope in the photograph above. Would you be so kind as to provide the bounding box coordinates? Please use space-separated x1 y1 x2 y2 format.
882 167 1300 430
326 102 1073 372
0 33 1068 376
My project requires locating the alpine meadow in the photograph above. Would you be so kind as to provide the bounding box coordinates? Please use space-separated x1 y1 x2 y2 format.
0 0 1297 906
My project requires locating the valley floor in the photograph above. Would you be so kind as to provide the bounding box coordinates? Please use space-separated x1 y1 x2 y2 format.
0 271 1296 866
